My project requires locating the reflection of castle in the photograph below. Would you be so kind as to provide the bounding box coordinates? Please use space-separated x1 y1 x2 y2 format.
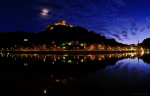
48 20 73 30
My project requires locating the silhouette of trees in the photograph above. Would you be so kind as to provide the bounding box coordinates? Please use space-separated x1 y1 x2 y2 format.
0 25 126 49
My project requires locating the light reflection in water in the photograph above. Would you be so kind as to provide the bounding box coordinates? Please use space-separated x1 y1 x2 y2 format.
0 52 148 67
0 52 150 95
101 58 150 79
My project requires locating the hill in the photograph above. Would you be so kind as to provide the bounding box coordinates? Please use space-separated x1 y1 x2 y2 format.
0 25 127 49
40 25 126 46
140 38 150 48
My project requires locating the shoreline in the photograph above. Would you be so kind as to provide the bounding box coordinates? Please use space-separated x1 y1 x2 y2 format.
0 50 137 54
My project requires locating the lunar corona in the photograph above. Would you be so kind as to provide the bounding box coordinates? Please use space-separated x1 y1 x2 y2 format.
41 9 49 16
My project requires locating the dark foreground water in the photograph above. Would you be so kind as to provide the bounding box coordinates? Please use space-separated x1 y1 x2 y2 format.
0 52 150 96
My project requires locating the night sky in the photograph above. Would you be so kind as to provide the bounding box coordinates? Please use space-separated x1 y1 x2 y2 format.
1 0 150 44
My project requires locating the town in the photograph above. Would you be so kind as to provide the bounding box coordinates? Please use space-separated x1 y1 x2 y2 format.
0 20 147 52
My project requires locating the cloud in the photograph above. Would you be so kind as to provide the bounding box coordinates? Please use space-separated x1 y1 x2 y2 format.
112 34 123 41
131 32 136 35
131 23 136 27
139 25 150 32
147 25 150 29
34 0 127 36
0 0 128 39
134 28 138 31
121 31 129 39
129 22 138 36
140 29 145 32
119 25 129 31
113 0 126 7
146 16 150 23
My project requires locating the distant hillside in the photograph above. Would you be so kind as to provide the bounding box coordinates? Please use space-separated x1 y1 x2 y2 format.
0 25 127 48
140 38 150 48
41 25 126 46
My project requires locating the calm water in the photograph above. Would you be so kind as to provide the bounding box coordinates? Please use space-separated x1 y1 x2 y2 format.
0 52 150 96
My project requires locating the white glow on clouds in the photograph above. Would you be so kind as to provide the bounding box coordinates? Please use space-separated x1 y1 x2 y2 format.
41 9 49 16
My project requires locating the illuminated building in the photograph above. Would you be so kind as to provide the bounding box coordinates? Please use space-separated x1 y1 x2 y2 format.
61 41 84 50
89 44 96 50
85 44 106 50
54 20 66 26
70 24 73 27
48 20 74 30
97 44 105 50
8 39 144 51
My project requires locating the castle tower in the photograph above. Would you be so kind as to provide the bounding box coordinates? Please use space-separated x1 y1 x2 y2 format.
62 20 66 25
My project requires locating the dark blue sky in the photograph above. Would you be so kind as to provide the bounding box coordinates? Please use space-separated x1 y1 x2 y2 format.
1 0 150 44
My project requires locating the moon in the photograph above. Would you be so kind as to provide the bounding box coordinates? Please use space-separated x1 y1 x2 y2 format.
41 9 49 16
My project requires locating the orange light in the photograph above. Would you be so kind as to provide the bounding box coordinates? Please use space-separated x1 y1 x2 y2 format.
55 79 60 82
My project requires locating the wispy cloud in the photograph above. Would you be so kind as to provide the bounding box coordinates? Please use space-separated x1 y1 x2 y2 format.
112 34 123 41
121 31 129 39
131 32 136 36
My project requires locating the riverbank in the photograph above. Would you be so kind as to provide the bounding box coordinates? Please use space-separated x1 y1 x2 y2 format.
0 50 137 54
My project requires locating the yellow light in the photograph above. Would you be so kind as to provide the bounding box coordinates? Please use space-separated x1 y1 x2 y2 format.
81 59 84 62
50 27 54 30
80 44 84 46
52 41 55 44
63 56 66 59
68 42 72 45
68 60 72 63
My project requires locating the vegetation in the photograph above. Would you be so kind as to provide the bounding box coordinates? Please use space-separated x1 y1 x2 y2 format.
0 25 128 49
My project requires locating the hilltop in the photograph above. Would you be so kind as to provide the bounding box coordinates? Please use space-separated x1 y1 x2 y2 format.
0 20 128 49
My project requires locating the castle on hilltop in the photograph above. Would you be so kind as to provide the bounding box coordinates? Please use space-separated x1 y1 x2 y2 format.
48 20 73 30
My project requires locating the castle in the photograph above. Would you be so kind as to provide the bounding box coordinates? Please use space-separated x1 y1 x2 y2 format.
48 20 73 30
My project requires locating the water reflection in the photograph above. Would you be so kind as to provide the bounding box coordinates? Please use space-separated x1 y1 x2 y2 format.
0 52 145 63
0 52 150 96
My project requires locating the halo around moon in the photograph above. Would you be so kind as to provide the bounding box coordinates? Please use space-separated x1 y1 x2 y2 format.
41 9 49 16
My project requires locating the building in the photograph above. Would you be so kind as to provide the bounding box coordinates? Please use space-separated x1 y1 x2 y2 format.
54 20 66 26
97 44 105 50
49 20 74 30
